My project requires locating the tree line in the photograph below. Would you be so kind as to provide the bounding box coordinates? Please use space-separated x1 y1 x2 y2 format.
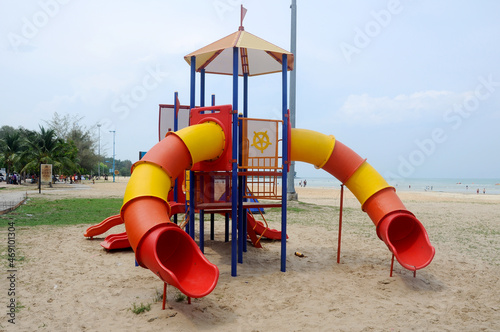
0 113 133 182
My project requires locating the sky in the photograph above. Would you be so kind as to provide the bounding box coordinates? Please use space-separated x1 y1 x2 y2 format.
1 0 499 180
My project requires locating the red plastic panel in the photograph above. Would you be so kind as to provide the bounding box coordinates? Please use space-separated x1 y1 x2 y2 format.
190 105 233 171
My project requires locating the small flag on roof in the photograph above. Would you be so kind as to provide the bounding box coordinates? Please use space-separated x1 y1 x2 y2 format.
239 5 247 31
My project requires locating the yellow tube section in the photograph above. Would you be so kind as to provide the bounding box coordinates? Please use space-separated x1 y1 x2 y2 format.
290 128 390 206
123 163 172 210
290 128 335 169
344 161 391 206
176 121 226 165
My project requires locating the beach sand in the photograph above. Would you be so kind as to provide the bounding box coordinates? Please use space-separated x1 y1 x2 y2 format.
0 179 499 331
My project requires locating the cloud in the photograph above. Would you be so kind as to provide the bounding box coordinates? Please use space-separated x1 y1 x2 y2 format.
34 93 81 115
72 73 136 104
337 90 470 125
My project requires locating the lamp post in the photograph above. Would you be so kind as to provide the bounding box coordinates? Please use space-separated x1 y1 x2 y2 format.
97 124 101 178
109 130 116 183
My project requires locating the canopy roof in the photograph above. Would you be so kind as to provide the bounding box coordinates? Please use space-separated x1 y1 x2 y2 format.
184 30 294 77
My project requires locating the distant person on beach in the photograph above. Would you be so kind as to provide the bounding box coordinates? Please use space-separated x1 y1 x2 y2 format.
477 188 479 194
483 188 486 194
303 179 307 187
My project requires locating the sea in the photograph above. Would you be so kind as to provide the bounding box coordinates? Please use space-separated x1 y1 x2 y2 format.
289 177 500 195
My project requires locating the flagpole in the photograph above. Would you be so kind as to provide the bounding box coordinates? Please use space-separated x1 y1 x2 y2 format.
288 0 298 201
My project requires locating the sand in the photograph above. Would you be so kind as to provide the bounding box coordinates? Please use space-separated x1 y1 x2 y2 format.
0 179 499 331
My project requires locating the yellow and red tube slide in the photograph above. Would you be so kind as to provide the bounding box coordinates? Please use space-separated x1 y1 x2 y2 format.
121 121 225 298
290 129 435 271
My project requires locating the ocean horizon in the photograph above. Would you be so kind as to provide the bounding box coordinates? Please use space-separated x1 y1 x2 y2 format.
289 177 500 195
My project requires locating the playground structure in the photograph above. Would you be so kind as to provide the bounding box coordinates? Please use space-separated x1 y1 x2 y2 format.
85 17 435 301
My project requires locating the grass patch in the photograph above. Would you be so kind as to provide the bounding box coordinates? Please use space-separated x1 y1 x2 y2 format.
175 292 186 302
153 288 163 303
287 206 307 213
0 197 123 227
130 302 151 314
0 249 25 268
15 301 25 314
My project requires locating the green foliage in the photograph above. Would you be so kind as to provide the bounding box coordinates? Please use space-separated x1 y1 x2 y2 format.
0 244 25 268
0 125 17 139
0 197 123 227
153 288 163 303
20 126 78 175
175 292 186 302
14 301 25 314
1 117 134 177
106 158 132 177
67 127 98 173
44 112 101 174
130 302 151 314
0 129 22 180
119 166 132 177
287 206 307 213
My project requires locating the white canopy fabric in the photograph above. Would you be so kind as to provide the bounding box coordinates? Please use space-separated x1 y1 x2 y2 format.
184 30 294 77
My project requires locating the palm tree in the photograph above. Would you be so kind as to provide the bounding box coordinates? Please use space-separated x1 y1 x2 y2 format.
0 131 22 183
21 126 78 176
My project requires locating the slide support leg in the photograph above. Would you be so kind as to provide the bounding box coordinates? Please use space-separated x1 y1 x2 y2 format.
162 283 167 310
390 254 395 277
210 213 215 240
225 213 229 242
337 184 344 264
200 210 205 253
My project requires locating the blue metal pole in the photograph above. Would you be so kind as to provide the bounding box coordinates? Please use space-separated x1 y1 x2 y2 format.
200 69 205 107
211 94 215 106
200 208 205 253
243 73 248 118
281 54 288 272
173 91 179 224
238 115 245 260
173 91 179 201
231 47 239 277
242 73 249 253
199 69 206 245
190 56 196 109
189 56 196 239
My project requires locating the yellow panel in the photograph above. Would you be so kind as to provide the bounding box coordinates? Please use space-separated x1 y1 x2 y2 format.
237 31 292 54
